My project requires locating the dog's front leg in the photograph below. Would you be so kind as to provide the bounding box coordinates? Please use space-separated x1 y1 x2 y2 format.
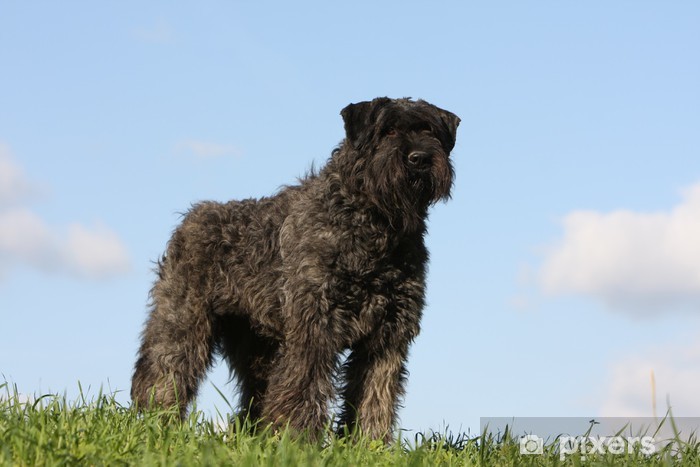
261 283 339 439
338 330 415 443
338 285 423 443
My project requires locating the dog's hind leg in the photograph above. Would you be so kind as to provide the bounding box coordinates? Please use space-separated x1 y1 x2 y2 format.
131 274 217 418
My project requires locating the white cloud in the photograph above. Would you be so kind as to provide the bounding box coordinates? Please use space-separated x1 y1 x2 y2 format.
0 144 130 280
0 209 130 279
0 143 35 206
539 182 700 314
600 337 700 417
176 140 241 159
64 223 130 278
0 208 57 270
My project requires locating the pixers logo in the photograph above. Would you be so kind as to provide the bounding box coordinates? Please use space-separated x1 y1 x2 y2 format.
519 434 544 455
558 435 655 460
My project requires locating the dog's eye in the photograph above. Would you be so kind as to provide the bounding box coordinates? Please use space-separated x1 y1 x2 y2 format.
386 129 398 137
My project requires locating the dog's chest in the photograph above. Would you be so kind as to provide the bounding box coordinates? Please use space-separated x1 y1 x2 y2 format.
329 237 416 341
328 270 398 342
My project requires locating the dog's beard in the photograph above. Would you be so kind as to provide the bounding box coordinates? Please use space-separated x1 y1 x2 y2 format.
363 148 453 232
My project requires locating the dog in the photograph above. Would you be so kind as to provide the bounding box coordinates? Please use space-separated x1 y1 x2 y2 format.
131 97 460 441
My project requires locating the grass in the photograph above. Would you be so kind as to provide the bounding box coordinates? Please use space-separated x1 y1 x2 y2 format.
1 382 698 466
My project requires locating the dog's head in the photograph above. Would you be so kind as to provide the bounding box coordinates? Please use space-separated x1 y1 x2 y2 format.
339 97 460 231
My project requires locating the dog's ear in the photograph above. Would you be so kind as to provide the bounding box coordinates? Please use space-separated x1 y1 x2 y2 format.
438 108 460 152
341 97 392 149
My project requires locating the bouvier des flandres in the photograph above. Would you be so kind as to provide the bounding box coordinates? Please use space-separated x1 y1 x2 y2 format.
131 97 460 441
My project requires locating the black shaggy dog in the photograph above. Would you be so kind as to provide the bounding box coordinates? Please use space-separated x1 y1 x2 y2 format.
132 97 460 441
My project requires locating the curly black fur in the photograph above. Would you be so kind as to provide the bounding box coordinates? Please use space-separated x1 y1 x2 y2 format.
131 97 460 441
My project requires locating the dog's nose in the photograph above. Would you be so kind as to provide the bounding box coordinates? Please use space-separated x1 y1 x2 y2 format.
407 151 431 166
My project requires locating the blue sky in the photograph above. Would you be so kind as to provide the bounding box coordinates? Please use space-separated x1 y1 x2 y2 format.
1 1 699 433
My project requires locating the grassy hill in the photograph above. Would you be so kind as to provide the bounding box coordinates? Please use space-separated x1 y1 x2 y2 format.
1 382 696 466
